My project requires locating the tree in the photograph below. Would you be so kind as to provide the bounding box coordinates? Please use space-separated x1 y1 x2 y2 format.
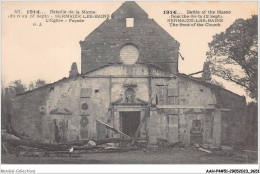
28 81 35 90
28 79 46 90
9 80 27 96
207 15 258 100
1 80 27 130
1 79 46 130
35 79 46 88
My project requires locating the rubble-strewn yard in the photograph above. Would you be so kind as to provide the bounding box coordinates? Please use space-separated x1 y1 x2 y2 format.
1 130 257 164
2 146 257 164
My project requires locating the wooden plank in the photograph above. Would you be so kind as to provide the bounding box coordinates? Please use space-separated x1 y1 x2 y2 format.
96 120 131 139
168 115 178 143
188 71 203 76
108 77 112 107
163 85 167 105
157 105 215 109
215 108 231 112
133 98 153 139
198 147 212 153
133 109 148 139
157 105 231 111
2 132 144 152
2 134 70 151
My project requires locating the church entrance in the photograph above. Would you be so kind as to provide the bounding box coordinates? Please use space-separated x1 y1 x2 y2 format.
120 111 140 137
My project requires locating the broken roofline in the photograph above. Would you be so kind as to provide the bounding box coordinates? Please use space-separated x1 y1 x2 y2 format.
81 1 180 46
15 63 244 99
15 62 169 96
177 73 246 99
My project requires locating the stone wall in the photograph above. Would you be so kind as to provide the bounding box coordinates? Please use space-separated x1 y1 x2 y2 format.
177 77 216 146
80 2 179 74
213 88 247 147
245 102 258 149
11 65 157 142
12 76 111 142
178 77 216 106
12 85 50 142
147 75 218 146
11 64 247 147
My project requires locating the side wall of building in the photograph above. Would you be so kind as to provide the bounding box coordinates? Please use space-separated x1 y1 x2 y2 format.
213 88 247 147
12 86 51 142
12 77 112 143
178 78 216 146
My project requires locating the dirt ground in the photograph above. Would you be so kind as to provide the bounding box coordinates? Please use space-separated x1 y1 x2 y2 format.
1 146 258 164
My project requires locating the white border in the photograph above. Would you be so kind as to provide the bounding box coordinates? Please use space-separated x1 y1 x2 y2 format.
1 0 259 173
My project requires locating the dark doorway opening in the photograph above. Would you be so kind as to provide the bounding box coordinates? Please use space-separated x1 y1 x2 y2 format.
120 111 140 137
190 120 203 145
53 119 68 143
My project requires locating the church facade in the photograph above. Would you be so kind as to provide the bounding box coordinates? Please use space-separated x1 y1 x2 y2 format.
12 2 247 147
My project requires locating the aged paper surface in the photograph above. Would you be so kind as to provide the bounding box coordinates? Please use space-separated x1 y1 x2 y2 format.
1 1 258 174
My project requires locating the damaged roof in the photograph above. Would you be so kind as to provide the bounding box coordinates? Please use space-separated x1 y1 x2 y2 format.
16 63 245 99
177 73 245 98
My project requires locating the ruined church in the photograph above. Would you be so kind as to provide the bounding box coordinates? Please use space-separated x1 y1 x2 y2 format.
12 2 247 147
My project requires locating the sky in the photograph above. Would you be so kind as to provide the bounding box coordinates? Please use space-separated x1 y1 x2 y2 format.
2 1 257 101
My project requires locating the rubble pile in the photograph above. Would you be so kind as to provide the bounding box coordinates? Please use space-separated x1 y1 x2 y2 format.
1 130 148 157
2 129 257 164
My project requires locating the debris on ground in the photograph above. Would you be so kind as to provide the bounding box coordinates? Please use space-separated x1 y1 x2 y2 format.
221 145 233 151
96 120 131 139
198 147 212 153
191 143 221 152
1 130 147 157
1 129 257 164
194 143 200 148
2 130 20 141
168 142 185 148
104 143 117 149
86 140 96 147
147 144 158 149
